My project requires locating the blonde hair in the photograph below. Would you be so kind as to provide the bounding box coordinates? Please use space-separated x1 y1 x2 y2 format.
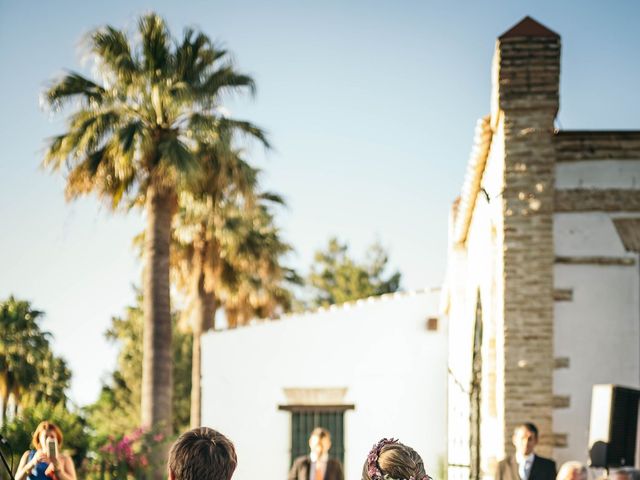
557 462 588 480
31 421 63 450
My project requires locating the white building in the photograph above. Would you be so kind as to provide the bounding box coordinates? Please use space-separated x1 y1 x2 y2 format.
201 289 447 480
444 16 640 480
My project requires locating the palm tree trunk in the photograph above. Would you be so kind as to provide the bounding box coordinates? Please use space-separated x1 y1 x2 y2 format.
227 308 238 329
12 389 20 418
0 388 7 427
190 242 216 428
141 185 175 480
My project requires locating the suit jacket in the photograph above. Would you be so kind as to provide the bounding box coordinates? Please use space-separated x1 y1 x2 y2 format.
288 456 344 480
496 455 556 480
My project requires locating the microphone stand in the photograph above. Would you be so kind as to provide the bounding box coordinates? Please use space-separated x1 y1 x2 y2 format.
0 439 16 480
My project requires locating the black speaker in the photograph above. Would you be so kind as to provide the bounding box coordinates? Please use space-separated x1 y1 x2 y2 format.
588 384 640 468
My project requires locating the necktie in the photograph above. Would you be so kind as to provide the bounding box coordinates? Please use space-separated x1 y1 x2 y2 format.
522 460 531 480
315 465 324 480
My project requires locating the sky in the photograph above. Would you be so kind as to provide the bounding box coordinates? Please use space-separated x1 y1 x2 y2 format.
1 0 639 407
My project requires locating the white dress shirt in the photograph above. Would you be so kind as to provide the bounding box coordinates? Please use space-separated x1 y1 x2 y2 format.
515 453 535 480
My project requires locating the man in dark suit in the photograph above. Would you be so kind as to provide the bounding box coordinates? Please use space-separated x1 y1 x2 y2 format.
495 423 556 480
288 427 344 480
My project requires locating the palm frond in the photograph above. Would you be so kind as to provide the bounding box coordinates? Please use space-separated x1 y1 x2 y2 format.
44 108 126 171
116 120 144 154
43 134 72 170
138 13 171 77
158 136 197 174
217 118 270 148
45 72 106 110
89 26 138 81
197 66 256 98
174 29 218 84
108 171 136 209
69 108 122 157
63 146 109 198
258 191 286 206
187 113 223 143
216 153 259 201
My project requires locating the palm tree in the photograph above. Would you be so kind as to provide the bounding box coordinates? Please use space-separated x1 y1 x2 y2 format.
42 13 267 451
172 149 255 426
24 352 72 408
172 201 221 429
216 194 298 327
174 172 296 426
0 297 50 425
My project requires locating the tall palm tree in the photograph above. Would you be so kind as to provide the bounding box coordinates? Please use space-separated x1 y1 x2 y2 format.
42 13 267 453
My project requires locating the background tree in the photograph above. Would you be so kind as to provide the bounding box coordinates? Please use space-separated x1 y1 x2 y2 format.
216 193 299 327
307 237 401 307
173 178 298 426
22 351 72 408
85 292 192 441
42 14 267 469
0 298 82 476
0 297 71 425
170 138 258 427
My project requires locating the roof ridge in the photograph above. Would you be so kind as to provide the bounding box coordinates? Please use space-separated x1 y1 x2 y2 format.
212 287 441 332
452 115 493 245
282 287 440 320
499 16 559 40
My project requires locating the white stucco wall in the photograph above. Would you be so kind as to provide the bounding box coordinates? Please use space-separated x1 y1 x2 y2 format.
201 289 447 480
553 212 640 464
446 118 505 480
554 212 631 257
555 160 640 189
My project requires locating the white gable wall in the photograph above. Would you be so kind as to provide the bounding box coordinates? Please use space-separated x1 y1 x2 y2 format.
201 289 447 480
553 211 640 463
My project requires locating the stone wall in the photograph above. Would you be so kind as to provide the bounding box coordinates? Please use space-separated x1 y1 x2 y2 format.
495 28 560 457
554 131 640 162
555 189 640 212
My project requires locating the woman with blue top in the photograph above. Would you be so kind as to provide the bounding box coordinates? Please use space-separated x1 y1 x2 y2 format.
15 421 76 480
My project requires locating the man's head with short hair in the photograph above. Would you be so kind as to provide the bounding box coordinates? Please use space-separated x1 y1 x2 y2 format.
309 427 332 458
512 423 539 457
168 427 237 480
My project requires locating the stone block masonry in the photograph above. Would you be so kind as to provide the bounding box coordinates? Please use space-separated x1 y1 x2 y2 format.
496 22 559 458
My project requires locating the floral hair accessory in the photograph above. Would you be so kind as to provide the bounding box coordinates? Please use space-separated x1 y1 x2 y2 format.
366 438 432 480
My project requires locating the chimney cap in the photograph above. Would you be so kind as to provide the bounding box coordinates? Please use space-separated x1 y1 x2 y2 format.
499 16 559 40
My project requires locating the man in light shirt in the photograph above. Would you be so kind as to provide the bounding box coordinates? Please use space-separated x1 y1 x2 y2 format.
288 427 344 480
495 423 556 480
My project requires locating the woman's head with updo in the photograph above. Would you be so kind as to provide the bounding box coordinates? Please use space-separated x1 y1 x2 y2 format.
362 438 430 480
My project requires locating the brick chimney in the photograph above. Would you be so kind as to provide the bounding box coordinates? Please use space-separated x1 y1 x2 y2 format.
491 16 561 122
491 16 560 458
